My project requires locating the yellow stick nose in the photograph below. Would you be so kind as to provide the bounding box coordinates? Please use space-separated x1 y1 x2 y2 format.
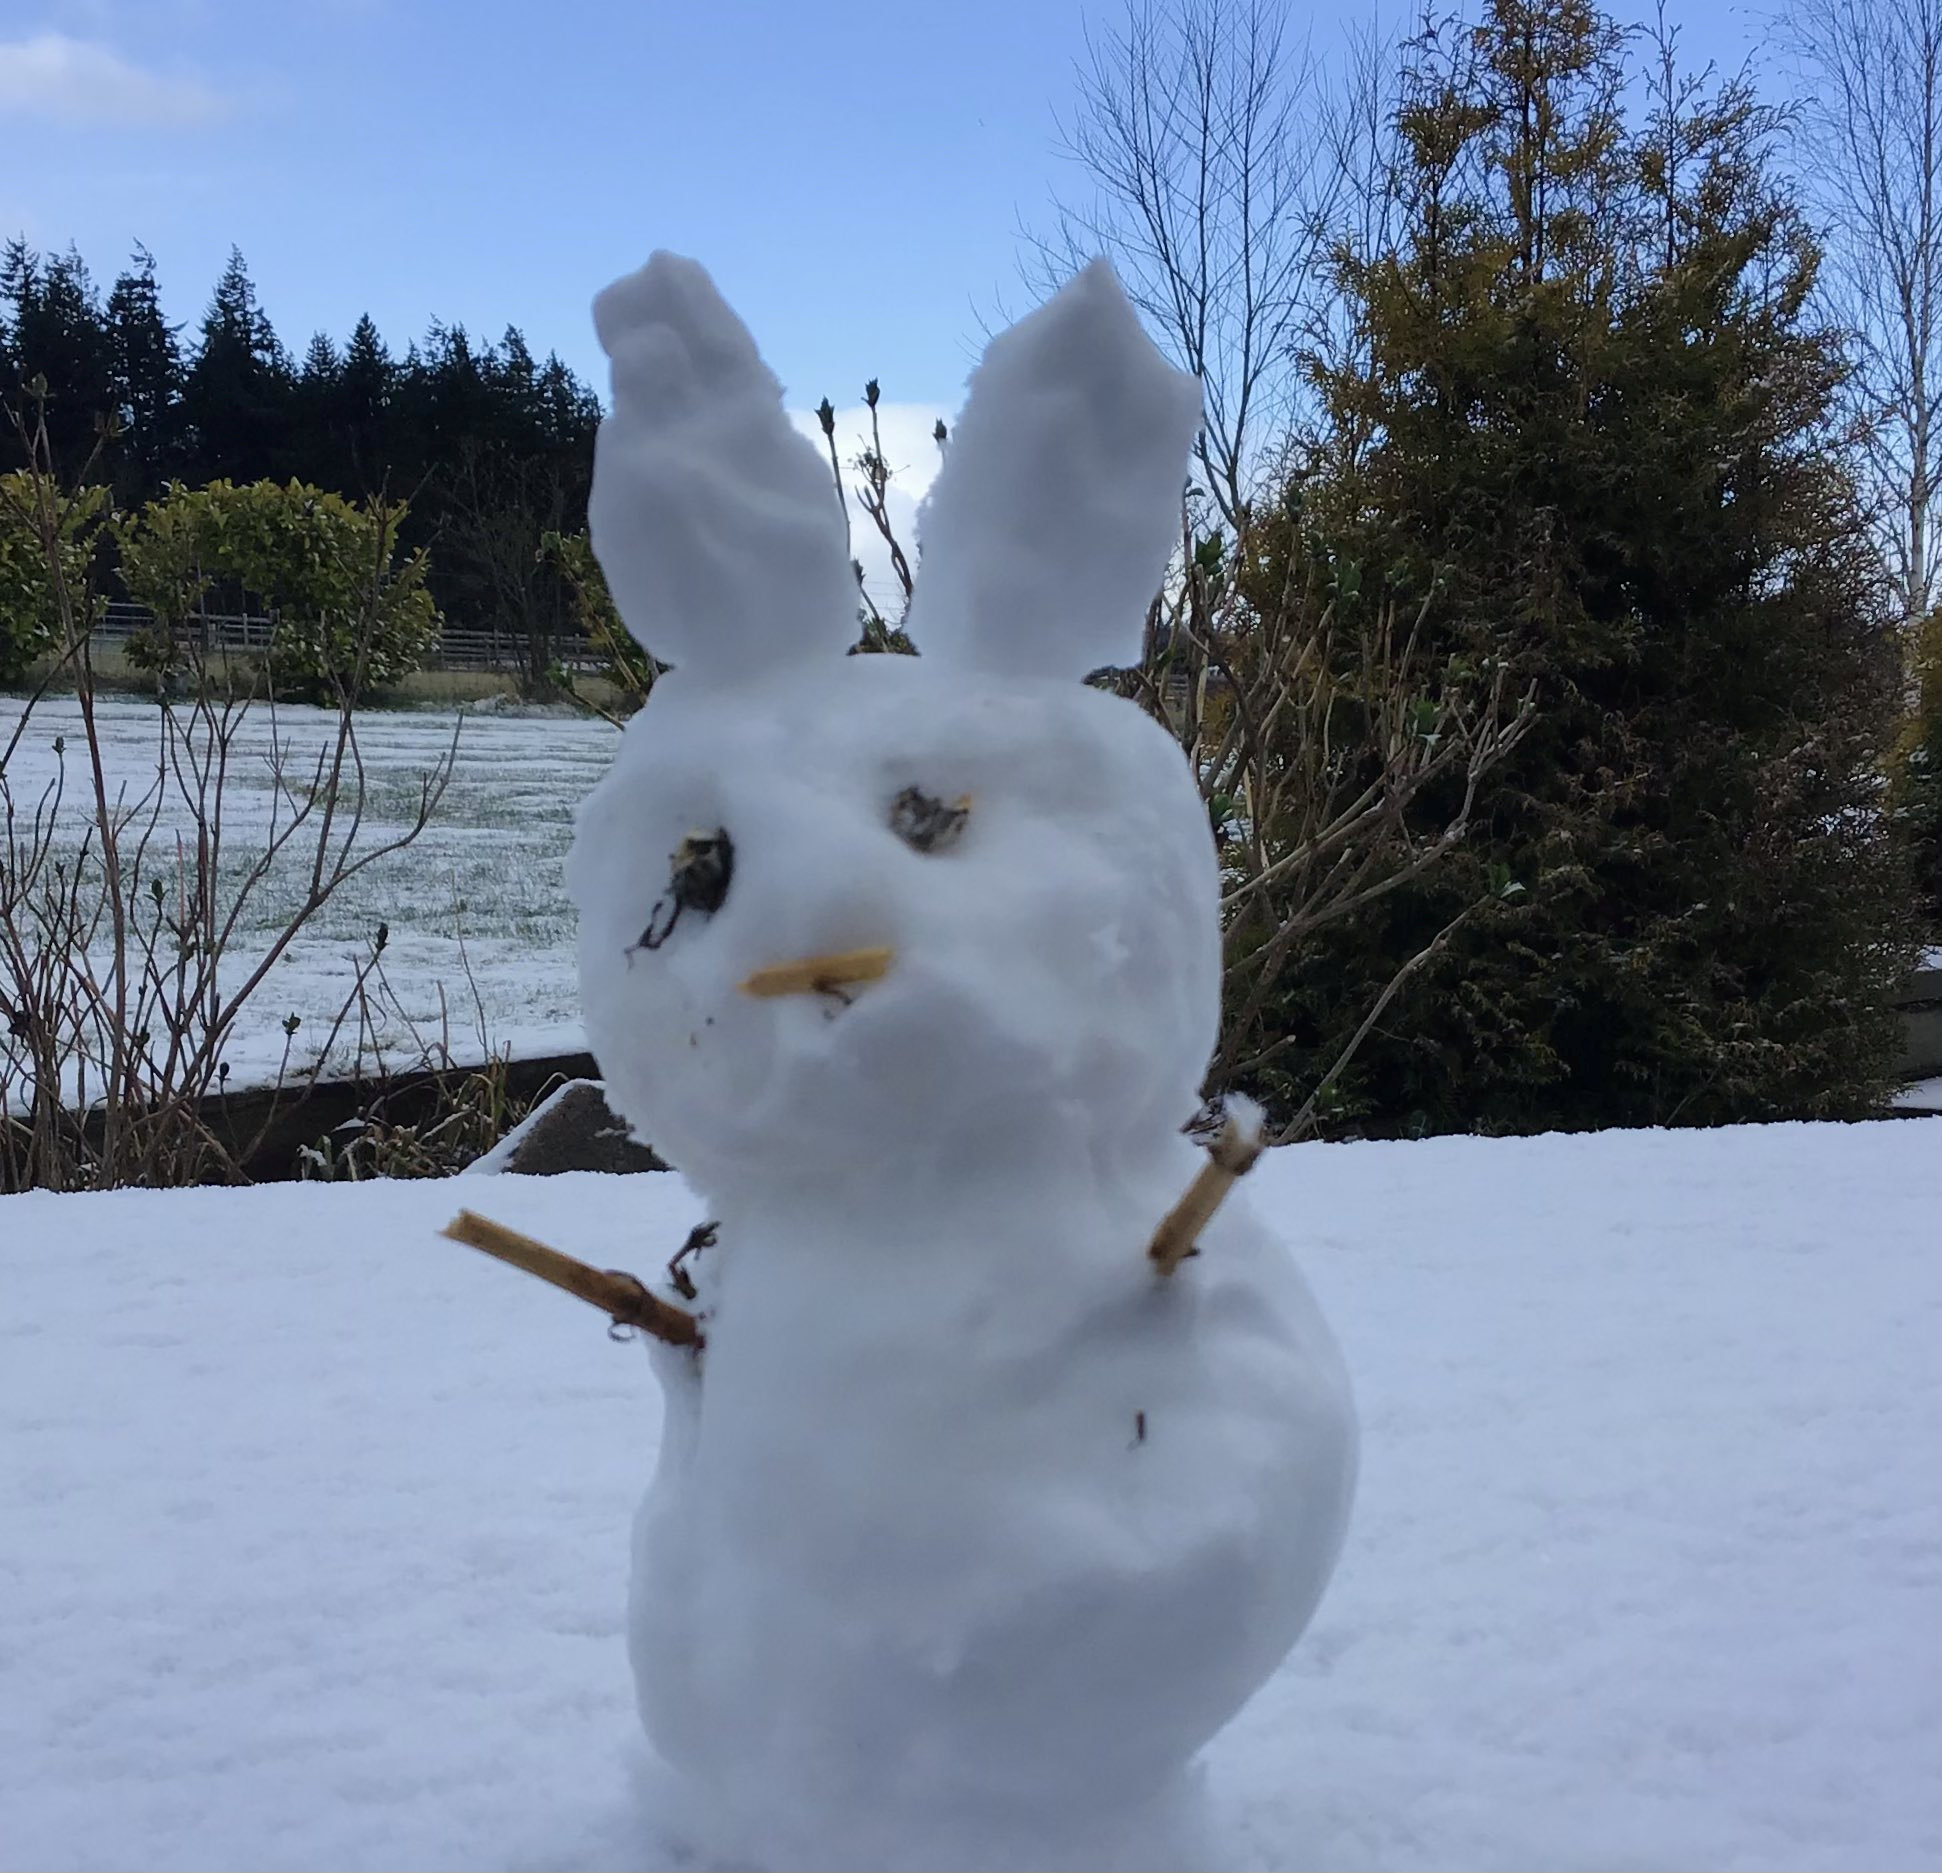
739 946 895 999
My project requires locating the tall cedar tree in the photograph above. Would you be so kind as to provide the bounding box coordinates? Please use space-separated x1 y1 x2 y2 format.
1294 0 1915 1133
103 245 185 503
1 242 115 482
181 248 292 486
322 314 394 497
290 331 344 490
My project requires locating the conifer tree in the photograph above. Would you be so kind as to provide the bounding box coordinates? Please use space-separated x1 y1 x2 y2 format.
1 244 114 481
104 244 184 502
181 248 292 485
328 314 395 497
1294 0 1916 1131
298 332 339 382
1901 607 1942 925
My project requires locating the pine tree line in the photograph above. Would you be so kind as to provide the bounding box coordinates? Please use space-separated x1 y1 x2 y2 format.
0 241 602 679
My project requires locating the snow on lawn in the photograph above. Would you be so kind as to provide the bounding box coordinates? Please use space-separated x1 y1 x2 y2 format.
0 692 614 1089
2 1119 1936 1871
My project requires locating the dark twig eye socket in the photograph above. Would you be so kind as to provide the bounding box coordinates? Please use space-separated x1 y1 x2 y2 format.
636 828 734 952
890 787 970 853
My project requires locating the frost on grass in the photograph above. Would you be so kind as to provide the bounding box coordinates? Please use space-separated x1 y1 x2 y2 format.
0 692 607 1099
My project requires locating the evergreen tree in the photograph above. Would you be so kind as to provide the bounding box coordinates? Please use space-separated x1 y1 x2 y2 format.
1296 0 1916 1132
298 331 339 383
0 237 35 422
1 243 115 482
289 332 342 488
1900 606 1942 927
326 314 396 496
409 323 600 690
497 325 538 422
415 321 490 460
181 248 292 484
104 244 184 503
536 350 601 444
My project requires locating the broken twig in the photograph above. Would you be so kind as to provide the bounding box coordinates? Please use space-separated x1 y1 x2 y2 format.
441 1208 703 1348
1148 1096 1268 1276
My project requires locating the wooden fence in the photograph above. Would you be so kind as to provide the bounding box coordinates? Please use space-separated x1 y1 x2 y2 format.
91 603 605 675
96 600 276 654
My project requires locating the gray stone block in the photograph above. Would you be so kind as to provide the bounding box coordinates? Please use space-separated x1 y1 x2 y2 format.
1895 966 1942 1078
466 1078 667 1176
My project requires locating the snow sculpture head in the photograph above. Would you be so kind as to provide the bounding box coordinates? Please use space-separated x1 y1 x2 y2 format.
570 255 1212 1186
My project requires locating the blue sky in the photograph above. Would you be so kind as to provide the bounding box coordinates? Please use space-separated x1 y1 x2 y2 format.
8 0 1769 424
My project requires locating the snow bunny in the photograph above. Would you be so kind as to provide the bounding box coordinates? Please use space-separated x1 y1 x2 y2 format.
567 252 1357 1870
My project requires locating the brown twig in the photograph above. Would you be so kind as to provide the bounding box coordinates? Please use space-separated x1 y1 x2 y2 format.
441 1208 703 1348
1148 1096 1268 1276
740 946 894 999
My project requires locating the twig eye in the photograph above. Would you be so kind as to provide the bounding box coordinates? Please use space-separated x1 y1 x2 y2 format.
890 787 970 853
634 828 734 953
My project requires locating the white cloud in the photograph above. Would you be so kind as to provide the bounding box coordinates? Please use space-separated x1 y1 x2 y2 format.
789 401 951 614
0 31 225 127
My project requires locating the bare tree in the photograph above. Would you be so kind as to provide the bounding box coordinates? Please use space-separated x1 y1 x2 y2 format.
1027 0 1537 1138
1308 14 1408 482
1119 512 1534 1144
442 441 575 696
814 381 933 649
1784 0 1942 630
1032 0 1350 525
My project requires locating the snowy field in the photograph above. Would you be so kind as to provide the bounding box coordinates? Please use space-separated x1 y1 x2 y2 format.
0 692 612 1089
2 1119 1937 1871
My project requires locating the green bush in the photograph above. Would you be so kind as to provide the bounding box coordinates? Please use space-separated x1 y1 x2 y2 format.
118 479 439 701
0 470 109 681
540 526 654 708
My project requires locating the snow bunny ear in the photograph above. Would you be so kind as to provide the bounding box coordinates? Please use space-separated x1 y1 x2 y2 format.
587 253 857 677
907 259 1203 679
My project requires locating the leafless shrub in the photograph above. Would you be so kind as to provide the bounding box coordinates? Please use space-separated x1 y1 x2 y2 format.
297 1059 544 1183
0 391 459 1191
1115 498 1534 1142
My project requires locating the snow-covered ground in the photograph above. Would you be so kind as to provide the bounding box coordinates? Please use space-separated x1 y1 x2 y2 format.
3 1119 1936 1871
0 693 610 1089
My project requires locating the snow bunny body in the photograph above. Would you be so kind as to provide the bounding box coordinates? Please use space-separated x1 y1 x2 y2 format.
568 253 1357 1868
